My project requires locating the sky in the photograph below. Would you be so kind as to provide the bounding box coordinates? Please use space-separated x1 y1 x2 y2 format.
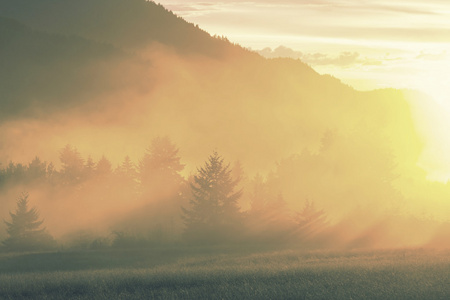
158 0 450 181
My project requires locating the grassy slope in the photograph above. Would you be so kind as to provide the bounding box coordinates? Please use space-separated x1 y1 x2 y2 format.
0 248 449 299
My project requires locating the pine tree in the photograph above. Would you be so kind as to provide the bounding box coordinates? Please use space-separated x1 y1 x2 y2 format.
139 136 185 199
116 156 137 181
115 156 138 188
95 155 113 177
83 155 95 179
182 151 242 242
247 179 293 243
295 200 328 240
114 156 139 201
249 173 268 213
5 162 26 184
2 192 55 252
131 138 186 243
0 164 5 188
27 156 47 183
59 144 84 185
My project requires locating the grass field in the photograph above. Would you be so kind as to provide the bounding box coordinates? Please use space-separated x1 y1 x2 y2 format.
0 247 449 299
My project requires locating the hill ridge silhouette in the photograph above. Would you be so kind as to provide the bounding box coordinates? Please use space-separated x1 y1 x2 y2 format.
0 0 434 221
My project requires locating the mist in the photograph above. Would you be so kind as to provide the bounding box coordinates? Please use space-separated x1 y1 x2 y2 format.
1 0 450 253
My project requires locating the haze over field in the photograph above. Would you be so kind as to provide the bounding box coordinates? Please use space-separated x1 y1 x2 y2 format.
0 0 450 251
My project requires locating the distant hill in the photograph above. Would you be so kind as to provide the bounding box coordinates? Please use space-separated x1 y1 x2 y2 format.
0 0 429 216
0 0 252 119
0 0 244 57
0 16 131 118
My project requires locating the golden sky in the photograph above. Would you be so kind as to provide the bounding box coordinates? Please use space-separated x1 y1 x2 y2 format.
159 1 449 93
159 0 450 181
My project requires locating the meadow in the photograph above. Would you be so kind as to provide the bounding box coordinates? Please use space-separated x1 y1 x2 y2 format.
0 247 449 299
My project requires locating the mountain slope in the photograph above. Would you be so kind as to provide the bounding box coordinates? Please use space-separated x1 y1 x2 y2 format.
0 0 245 57
0 0 431 218
0 16 137 118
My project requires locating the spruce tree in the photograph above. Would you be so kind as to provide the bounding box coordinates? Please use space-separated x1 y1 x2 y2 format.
182 151 242 242
116 156 138 181
295 200 328 240
2 192 55 252
139 136 185 199
59 144 84 185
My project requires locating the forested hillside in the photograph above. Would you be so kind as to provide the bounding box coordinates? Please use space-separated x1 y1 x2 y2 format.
0 0 448 251
0 0 243 56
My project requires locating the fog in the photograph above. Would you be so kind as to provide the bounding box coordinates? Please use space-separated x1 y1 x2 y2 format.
1 0 450 252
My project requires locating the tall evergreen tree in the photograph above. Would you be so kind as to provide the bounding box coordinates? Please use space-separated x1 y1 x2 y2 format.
116 156 137 180
5 162 26 184
115 156 138 193
83 155 95 180
2 192 55 252
59 144 84 185
139 136 185 199
27 156 47 183
182 151 242 242
112 156 139 203
136 137 186 243
295 200 328 241
249 173 268 213
0 163 5 187
246 178 293 243
95 155 113 177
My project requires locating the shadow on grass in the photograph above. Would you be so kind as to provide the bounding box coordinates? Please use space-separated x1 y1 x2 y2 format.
0 244 278 273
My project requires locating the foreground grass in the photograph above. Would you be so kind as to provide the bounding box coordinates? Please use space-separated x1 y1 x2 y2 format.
0 248 449 299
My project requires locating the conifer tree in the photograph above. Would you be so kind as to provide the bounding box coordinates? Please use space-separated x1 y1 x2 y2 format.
116 156 138 188
83 155 95 179
182 151 242 242
96 155 113 177
27 156 47 183
295 200 328 240
139 136 185 199
114 156 139 200
59 144 84 185
116 156 138 181
2 192 55 252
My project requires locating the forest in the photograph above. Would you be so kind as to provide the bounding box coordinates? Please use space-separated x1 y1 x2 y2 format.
0 136 331 252
1 1 450 298
1 135 449 253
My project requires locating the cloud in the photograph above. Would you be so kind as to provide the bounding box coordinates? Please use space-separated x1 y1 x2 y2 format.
162 2 227 17
416 51 447 61
258 46 303 60
306 51 360 66
160 1 450 48
161 1 442 16
256 46 383 67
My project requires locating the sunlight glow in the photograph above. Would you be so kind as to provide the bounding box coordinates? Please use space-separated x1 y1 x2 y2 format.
158 0 450 182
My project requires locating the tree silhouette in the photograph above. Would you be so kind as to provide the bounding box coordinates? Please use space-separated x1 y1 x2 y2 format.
26 156 47 184
95 155 113 177
182 151 242 242
136 137 186 243
83 155 95 179
139 136 185 199
59 144 84 185
247 177 293 243
115 156 138 186
116 156 137 179
295 200 328 241
4 162 26 184
2 192 55 252
249 173 268 214
0 164 5 187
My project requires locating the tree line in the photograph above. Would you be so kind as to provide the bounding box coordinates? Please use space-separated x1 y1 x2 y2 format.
0 137 332 252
